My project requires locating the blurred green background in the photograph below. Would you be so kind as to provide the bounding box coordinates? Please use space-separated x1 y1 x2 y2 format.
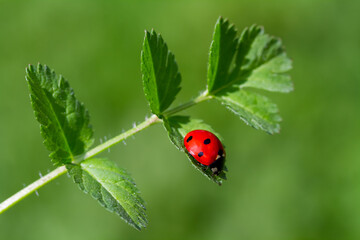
0 0 359 239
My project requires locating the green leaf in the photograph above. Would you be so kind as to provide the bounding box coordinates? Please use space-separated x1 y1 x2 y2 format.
240 34 293 93
26 64 94 166
217 90 281 134
207 17 238 93
207 19 293 95
206 18 292 134
141 29 181 116
67 158 147 230
163 116 226 185
228 24 262 83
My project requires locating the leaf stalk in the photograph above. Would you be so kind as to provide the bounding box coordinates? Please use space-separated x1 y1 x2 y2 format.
162 91 211 116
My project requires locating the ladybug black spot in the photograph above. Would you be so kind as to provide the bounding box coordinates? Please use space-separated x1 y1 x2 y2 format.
204 138 211 144
186 136 193 142
218 149 223 156
198 152 204 157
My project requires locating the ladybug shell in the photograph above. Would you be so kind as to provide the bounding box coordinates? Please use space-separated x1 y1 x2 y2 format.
184 130 225 166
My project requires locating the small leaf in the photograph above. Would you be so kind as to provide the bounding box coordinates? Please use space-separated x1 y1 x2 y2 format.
163 116 226 185
26 64 94 166
67 158 147 230
217 90 281 134
141 30 181 116
207 17 238 93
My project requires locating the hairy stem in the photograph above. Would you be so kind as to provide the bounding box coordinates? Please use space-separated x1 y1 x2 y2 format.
81 114 161 161
0 166 67 214
0 92 211 214
0 115 160 214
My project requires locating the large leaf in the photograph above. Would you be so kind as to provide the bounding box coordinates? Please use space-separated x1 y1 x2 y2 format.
217 90 281 134
67 158 147 230
141 30 181 116
206 18 292 134
163 116 226 185
207 19 293 95
26 64 93 166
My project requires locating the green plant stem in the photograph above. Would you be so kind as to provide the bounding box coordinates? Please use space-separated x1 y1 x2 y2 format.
0 166 67 214
81 114 161 161
0 92 211 214
162 91 211 116
0 115 160 215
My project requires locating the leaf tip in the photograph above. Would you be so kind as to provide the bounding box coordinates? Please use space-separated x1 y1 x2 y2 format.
144 29 150 39
26 64 35 73
150 28 157 36
37 63 43 72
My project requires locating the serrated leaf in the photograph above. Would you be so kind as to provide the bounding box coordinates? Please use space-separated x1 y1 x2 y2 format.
141 30 181 116
207 19 293 95
67 158 147 230
207 17 238 93
206 18 292 134
217 90 281 134
239 33 293 92
228 24 262 83
241 53 293 92
26 64 94 166
163 116 226 185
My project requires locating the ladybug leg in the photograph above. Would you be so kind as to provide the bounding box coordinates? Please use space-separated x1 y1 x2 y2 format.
209 155 225 175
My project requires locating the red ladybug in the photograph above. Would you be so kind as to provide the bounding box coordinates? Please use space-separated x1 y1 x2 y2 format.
184 130 226 175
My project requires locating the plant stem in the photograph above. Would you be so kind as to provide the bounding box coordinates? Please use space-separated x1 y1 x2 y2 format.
0 166 67 214
0 115 160 214
163 91 211 116
81 114 161 161
0 92 211 214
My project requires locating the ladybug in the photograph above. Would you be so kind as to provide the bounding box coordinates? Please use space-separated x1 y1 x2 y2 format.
184 129 226 175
